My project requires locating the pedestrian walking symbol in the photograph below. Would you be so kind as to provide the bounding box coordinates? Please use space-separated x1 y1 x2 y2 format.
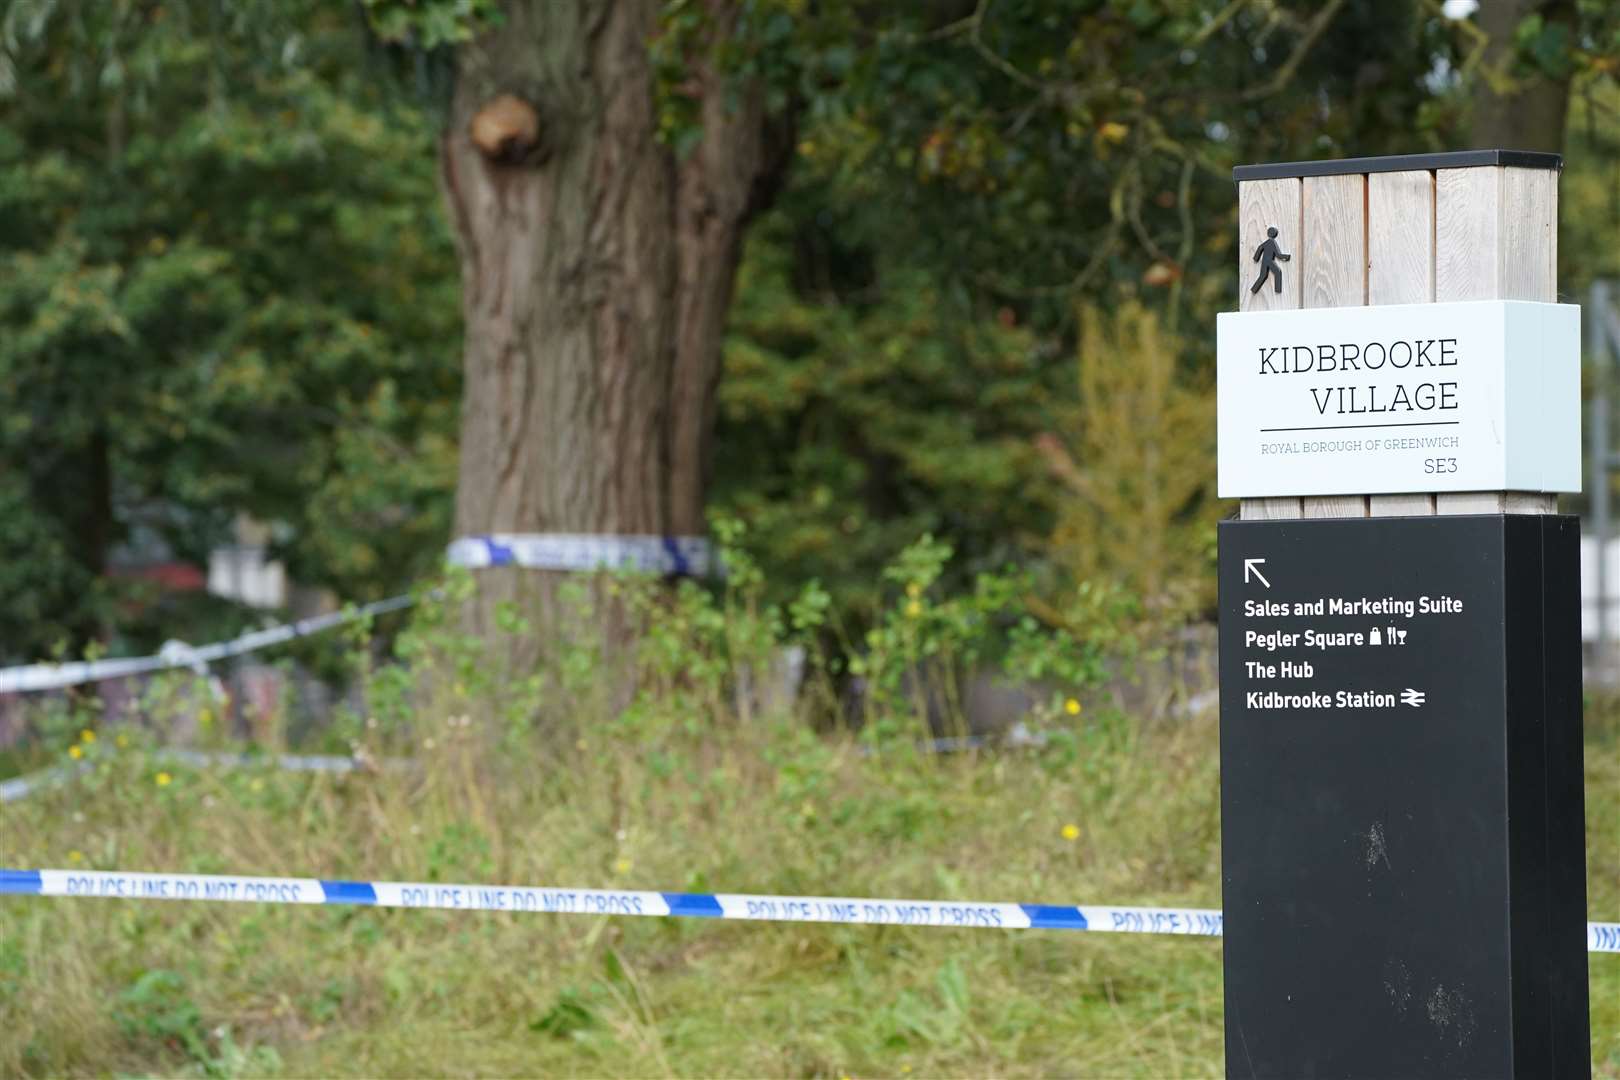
1249 226 1290 295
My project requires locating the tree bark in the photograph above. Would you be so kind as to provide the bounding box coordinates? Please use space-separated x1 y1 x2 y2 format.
1469 0 1575 155
440 0 784 675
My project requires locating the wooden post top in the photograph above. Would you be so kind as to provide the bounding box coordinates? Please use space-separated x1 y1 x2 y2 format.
1233 149 1562 183
1230 148 1565 520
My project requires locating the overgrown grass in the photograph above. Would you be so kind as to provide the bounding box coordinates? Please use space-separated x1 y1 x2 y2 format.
1 546 1616 1077
4 716 1230 1074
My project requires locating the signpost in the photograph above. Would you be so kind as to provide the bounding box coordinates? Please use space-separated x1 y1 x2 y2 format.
1216 152 1590 1078
1216 300 1579 498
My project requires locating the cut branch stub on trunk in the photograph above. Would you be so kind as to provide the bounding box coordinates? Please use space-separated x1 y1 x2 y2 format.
468 93 546 165
441 0 792 679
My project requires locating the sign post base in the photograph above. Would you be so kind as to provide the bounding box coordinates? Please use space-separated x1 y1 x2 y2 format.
1217 515 1589 1078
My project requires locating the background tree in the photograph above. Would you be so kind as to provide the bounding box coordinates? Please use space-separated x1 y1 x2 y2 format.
714 0 1477 624
2 0 1616 669
0 1 459 661
1470 0 1573 153
360 0 793 670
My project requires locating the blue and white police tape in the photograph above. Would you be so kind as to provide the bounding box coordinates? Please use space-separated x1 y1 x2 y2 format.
0 595 416 695
2 869 1616 952
447 533 715 578
0 869 1216 934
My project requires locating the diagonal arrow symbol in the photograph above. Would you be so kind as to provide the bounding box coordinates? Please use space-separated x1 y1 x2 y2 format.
1243 558 1271 588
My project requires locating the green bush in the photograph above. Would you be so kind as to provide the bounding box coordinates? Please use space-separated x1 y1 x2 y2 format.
0 540 1614 1077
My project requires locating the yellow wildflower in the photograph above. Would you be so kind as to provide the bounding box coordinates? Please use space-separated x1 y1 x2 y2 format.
614 858 632 875
79 729 96 743
1061 823 1081 842
155 772 172 787
905 600 922 618
1065 698 1082 716
68 850 83 863
116 733 129 749
68 745 83 760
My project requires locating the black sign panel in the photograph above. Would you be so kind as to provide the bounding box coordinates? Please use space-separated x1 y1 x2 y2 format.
1217 515 1588 1080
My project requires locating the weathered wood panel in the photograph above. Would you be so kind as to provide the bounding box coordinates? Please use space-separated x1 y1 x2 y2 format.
1435 166 1557 515
1303 173 1365 309
1500 167 1557 302
1239 177 1303 520
1367 170 1432 307
1435 166 1500 302
1235 162 1557 520
1239 177 1303 314
1300 174 1369 518
1368 170 1438 517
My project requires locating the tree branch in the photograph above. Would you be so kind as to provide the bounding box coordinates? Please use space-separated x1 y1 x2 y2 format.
1237 0 1348 102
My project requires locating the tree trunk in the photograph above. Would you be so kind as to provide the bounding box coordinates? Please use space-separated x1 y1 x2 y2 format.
1469 0 1575 154
440 0 784 676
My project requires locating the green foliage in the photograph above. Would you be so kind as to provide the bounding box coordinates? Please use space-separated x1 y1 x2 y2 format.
708 1 1557 630
114 969 207 1060
529 986 598 1040
361 0 503 50
1563 78 1620 292
715 205 1057 621
738 1 1477 334
0 0 461 661
831 531 1134 741
2 569 1616 1076
3 0 1618 675
1041 302 1221 622
1511 3 1620 83
113 969 281 1077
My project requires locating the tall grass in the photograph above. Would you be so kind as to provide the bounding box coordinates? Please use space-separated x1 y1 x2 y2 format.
1 535 1615 1077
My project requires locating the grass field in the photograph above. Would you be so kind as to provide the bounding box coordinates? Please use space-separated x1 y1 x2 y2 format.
1 688 1615 1077
1 569 1616 1077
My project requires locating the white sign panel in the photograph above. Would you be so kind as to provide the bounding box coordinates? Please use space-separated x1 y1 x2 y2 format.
1217 300 1579 498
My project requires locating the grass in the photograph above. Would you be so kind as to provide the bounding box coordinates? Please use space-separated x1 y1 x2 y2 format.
3 705 1230 1077
0 561 1616 1077
1 694 1615 1077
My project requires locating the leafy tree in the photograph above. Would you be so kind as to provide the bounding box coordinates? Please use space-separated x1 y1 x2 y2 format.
712 0 1473 625
1038 303 1218 622
1563 78 1620 292
357 0 796 672
0 1 461 661
714 201 1055 620
4 0 1617 672
1468 0 1620 153
763 1 1473 334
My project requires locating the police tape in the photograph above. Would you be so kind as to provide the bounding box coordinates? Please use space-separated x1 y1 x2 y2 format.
0 595 416 695
3 536 713 697
4 533 717 695
446 534 715 577
1 869 1615 952
0 868 1217 934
